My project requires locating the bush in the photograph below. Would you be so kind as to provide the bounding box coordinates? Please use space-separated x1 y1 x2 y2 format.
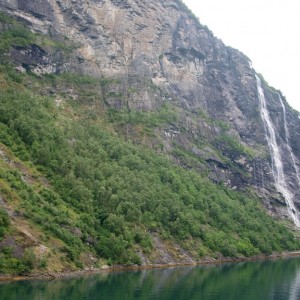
0 208 9 239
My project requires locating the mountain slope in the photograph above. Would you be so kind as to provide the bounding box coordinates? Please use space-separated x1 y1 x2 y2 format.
0 1 300 275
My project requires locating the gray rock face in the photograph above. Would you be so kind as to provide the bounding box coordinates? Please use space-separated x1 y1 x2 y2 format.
0 0 53 18
1 0 300 223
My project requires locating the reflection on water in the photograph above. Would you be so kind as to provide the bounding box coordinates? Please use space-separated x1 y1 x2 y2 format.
289 266 300 300
1 257 300 300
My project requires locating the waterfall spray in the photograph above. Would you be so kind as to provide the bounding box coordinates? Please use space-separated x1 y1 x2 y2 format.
278 94 300 188
256 75 300 227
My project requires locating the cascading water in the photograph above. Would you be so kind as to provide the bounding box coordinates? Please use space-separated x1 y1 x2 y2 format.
278 94 300 188
256 75 300 227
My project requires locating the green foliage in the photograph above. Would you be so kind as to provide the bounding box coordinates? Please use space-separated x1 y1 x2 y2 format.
0 12 13 24
0 11 75 67
59 72 99 85
0 19 35 57
96 234 128 262
38 37 77 54
0 248 36 275
0 65 24 83
0 208 10 239
216 134 255 158
108 103 179 129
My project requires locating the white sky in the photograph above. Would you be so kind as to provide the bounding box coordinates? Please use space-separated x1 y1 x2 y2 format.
183 0 300 112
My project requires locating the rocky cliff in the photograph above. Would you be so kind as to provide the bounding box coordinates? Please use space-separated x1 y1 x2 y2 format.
3 0 295 216
0 0 300 274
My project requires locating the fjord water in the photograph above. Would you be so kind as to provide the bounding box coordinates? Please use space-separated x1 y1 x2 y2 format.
1 257 300 300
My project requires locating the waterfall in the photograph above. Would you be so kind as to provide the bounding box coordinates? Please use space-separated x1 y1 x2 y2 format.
278 94 300 188
256 75 300 227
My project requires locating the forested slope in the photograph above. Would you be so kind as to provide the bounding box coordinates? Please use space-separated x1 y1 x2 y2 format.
0 12 299 275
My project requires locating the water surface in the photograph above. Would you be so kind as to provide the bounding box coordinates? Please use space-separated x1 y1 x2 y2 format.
1 257 300 299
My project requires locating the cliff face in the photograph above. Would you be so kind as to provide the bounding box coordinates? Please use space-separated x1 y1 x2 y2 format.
1 0 300 222
0 0 300 250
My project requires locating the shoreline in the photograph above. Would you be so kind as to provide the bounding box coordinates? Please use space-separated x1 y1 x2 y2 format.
1 251 300 282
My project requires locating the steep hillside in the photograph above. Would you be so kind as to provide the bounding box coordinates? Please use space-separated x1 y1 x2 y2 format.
0 0 300 275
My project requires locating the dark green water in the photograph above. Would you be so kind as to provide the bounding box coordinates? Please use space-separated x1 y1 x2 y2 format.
1 257 300 300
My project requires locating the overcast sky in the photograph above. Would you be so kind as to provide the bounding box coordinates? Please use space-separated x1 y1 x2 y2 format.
183 0 300 112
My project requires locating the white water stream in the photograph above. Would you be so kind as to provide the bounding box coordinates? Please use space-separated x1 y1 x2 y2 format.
256 75 300 227
278 94 300 188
